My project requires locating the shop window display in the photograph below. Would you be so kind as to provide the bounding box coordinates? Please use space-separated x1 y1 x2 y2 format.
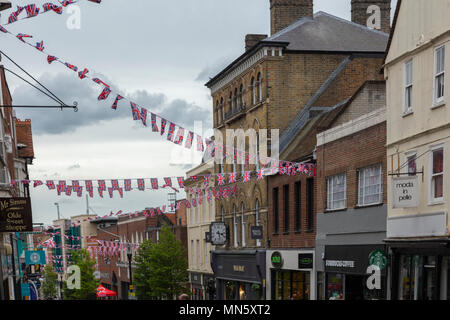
274 270 310 300
327 273 344 300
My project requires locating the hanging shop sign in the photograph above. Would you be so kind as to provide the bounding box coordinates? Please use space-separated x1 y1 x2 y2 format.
25 250 46 265
392 176 419 208
0 198 33 232
298 253 314 269
250 226 263 240
368 250 387 271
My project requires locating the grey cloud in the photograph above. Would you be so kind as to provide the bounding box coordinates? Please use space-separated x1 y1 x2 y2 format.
13 72 212 135
195 56 236 82
67 164 81 170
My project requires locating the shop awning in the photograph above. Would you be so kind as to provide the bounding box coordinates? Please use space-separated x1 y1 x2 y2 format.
96 285 117 298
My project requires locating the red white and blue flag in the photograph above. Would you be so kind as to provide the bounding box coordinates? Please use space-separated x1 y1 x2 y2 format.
256 169 264 180
33 180 43 188
130 102 141 120
85 180 94 197
78 68 89 79
111 180 120 190
92 78 109 87
167 123 176 142
228 172 236 183
124 179 132 191
60 0 77 7
0 25 8 33
150 113 159 132
204 175 210 187
47 55 57 64
137 179 145 191
46 180 55 190
16 33 32 42
160 118 167 135
185 131 194 149
163 177 172 188
35 41 44 51
98 180 106 191
98 87 111 101
8 6 24 24
243 171 251 183
140 108 147 126
25 4 40 18
98 188 104 198
150 178 158 190
43 3 63 14
196 135 204 152
174 127 185 145
217 173 225 185
177 177 185 189
64 63 78 72
111 95 123 110
76 186 83 197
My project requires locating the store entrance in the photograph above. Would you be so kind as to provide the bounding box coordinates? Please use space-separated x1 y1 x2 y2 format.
345 275 365 300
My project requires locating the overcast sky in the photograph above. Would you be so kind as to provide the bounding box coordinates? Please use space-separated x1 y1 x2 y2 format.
0 0 397 226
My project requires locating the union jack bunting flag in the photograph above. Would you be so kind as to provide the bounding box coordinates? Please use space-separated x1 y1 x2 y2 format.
72 180 80 192
77 186 83 197
98 180 106 191
78 68 88 79
137 179 145 191
256 169 264 180
130 102 141 120
25 4 40 18
124 179 132 191
8 6 24 24
228 172 236 183
64 63 78 72
118 188 123 198
98 188 104 198
160 118 167 135
184 200 191 209
204 175 210 187
217 173 225 185
196 135 204 152
92 78 109 87
57 181 66 196
65 186 72 196
242 171 251 183
190 176 197 182
163 177 172 188
140 107 147 126
33 180 43 188
35 41 44 51
150 113 159 132
279 162 288 175
177 177 185 189
184 131 193 149
0 25 8 33
60 0 76 7
47 55 57 64
85 180 94 197
107 188 114 198
111 95 123 110
46 180 55 190
16 33 32 42
43 3 63 14
111 180 120 190
192 198 197 208
150 178 158 190
98 87 111 101
174 127 184 145
167 123 176 142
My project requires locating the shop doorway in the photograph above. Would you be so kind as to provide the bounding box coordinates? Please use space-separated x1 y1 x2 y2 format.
345 275 365 300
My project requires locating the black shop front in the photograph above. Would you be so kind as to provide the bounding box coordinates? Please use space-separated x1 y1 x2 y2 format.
324 245 387 300
211 250 265 300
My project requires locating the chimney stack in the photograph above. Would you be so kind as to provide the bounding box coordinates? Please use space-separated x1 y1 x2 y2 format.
270 0 313 36
351 0 391 34
245 34 268 51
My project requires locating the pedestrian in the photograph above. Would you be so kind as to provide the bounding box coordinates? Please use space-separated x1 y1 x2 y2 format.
179 293 190 300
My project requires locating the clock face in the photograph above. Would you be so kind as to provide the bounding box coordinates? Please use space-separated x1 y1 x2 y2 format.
210 222 227 245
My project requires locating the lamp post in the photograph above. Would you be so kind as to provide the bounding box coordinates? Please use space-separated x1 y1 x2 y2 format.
54 203 60 220
127 244 133 299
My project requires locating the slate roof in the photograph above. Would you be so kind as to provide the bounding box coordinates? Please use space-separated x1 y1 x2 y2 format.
265 11 389 53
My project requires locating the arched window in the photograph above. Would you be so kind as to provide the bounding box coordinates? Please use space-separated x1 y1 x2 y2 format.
233 204 238 247
220 97 225 121
241 202 246 247
216 100 221 124
251 77 256 105
239 84 244 108
234 88 238 110
255 199 261 247
229 92 233 112
257 72 262 102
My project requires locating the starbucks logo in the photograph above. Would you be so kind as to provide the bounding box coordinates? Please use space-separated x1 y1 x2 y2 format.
369 250 387 270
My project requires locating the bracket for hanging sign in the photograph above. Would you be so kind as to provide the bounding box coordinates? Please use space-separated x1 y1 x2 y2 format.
388 166 424 182
0 101 78 112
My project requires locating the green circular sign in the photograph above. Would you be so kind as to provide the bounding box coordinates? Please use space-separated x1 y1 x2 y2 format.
369 250 387 270
271 251 283 269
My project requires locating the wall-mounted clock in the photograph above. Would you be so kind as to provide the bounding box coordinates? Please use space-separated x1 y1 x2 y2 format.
210 222 227 245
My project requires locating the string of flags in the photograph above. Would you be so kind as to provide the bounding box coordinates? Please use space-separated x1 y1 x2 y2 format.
3 1 101 25
0 23 315 171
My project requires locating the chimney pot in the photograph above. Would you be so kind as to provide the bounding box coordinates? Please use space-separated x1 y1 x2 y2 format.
270 0 313 35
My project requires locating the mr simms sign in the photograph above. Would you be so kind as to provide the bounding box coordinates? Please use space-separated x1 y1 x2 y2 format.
0 198 33 232
392 177 419 208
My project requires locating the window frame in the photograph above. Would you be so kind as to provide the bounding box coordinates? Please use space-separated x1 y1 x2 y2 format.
429 144 444 204
404 58 413 113
434 45 446 105
241 202 246 247
357 164 383 207
326 173 347 211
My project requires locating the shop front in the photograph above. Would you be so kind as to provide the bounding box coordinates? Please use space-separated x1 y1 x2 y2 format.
387 240 450 300
211 250 265 300
190 272 204 300
323 244 387 300
266 250 315 300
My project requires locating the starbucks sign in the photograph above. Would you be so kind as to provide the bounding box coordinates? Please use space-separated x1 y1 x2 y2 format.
369 250 387 270
271 251 283 269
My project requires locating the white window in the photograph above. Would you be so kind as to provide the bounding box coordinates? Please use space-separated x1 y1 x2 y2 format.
327 173 347 210
434 45 445 104
358 164 383 206
404 59 413 112
430 146 444 202
241 203 246 247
